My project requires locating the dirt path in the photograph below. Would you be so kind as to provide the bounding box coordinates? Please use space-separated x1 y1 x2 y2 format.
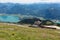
0 23 30 28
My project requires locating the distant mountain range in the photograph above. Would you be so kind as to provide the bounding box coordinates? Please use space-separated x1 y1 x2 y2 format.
0 3 60 20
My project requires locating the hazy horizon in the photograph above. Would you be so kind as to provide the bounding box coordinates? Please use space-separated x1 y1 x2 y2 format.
0 0 60 4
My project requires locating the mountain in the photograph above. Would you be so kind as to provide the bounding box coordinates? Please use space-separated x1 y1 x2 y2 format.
0 3 60 20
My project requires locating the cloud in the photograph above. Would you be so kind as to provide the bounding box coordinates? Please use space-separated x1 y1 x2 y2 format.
0 0 60 4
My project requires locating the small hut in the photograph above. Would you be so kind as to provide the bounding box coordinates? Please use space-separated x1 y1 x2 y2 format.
29 20 41 28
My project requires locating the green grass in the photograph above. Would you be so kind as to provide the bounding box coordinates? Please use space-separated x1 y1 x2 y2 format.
0 23 60 40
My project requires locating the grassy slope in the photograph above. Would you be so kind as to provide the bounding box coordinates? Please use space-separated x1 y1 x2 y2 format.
0 23 60 40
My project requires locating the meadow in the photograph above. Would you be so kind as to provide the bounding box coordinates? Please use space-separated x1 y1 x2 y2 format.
0 23 60 40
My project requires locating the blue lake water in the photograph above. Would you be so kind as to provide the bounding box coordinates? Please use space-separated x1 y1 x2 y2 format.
0 15 20 23
56 22 60 24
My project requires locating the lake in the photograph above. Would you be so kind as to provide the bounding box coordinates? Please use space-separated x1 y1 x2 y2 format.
0 15 20 23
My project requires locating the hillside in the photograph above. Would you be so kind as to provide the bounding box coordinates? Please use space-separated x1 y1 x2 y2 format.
0 3 60 20
0 23 60 40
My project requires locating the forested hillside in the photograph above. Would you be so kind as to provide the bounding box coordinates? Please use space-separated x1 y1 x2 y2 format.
0 3 60 20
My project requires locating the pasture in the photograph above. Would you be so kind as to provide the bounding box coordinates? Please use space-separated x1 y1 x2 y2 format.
0 23 60 40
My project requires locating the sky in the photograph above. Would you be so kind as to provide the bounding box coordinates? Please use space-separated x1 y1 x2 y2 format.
0 0 60 4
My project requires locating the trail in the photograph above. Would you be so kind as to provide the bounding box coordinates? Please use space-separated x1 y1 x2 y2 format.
0 23 29 28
